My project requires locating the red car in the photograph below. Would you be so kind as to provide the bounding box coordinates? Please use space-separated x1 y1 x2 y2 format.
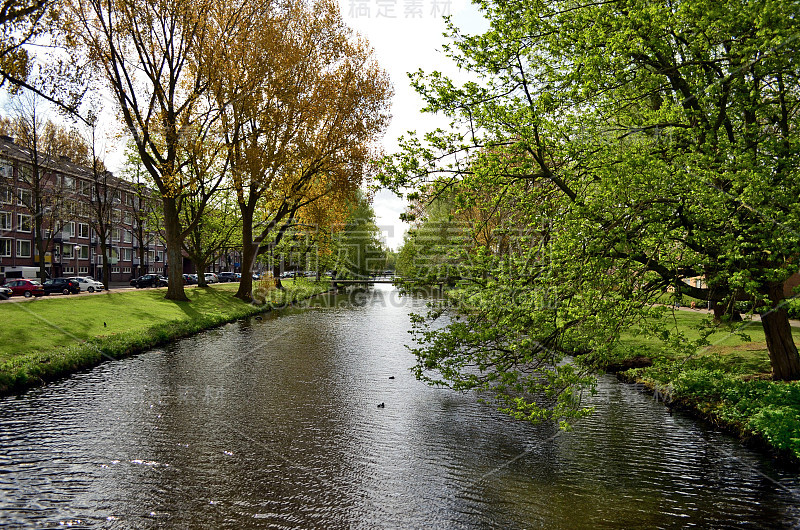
5 279 46 298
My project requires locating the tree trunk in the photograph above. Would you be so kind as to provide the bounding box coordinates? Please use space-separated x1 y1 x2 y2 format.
272 261 283 290
234 206 256 302
196 261 208 287
99 240 110 289
163 197 188 301
712 302 742 322
761 283 800 381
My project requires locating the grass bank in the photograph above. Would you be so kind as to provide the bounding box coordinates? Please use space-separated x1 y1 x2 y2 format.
0 279 330 395
604 309 800 461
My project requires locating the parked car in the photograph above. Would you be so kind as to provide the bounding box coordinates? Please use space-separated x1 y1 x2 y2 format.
204 273 219 284
182 273 197 285
188 274 198 284
0 285 12 299
217 272 237 282
5 279 45 298
43 278 81 295
68 276 105 293
132 274 168 288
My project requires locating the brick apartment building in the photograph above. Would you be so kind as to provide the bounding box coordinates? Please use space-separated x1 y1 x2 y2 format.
0 135 168 282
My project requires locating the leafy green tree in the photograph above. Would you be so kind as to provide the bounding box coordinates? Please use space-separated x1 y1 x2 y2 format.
394 194 464 283
331 194 385 279
182 189 241 287
381 0 800 427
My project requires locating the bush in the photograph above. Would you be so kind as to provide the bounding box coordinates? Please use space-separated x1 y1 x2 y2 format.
668 368 800 458
785 298 800 320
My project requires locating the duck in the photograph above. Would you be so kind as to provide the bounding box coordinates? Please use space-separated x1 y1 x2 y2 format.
377 403 385 408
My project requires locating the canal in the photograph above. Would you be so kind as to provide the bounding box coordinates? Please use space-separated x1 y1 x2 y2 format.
1 285 798 528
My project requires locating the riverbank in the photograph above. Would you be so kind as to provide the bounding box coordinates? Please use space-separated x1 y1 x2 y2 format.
0 279 330 395
605 309 800 462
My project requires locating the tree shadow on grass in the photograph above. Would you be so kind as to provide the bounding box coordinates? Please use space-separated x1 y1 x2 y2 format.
171 286 250 320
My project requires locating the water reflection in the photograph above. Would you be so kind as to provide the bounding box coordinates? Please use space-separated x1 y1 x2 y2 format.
0 285 798 528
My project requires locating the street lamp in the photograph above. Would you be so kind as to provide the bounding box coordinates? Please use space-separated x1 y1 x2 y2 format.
74 244 80 277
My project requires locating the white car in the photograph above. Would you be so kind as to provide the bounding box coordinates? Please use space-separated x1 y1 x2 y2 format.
204 273 219 284
68 276 106 293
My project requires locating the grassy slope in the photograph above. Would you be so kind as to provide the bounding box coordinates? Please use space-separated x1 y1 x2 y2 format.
0 279 329 393
614 310 800 375
611 309 800 460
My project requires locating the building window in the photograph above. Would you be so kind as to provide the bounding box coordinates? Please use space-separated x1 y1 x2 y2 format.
79 245 89 259
78 266 89 274
155 250 163 262
123 266 131 274
0 185 12 204
18 168 32 183
80 180 92 196
62 243 74 259
112 266 120 273
65 200 77 216
123 212 132 225
63 266 74 274
123 230 132 243
0 238 11 257
63 176 75 190
0 163 12 179
17 214 32 233
17 188 31 207
122 248 132 261
16 239 31 258
112 228 121 241
78 223 89 238
0 211 10 231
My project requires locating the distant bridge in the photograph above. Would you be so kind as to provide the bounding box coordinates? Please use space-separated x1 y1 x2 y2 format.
331 275 398 286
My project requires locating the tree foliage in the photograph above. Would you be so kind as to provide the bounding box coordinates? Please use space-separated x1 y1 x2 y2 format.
383 0 800 425
330 192 385 279
214 0 392 301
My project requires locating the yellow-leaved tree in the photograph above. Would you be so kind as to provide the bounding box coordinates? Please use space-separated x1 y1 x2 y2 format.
212 0 392 302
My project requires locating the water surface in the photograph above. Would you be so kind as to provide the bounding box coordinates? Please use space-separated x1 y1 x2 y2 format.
1 285 798 528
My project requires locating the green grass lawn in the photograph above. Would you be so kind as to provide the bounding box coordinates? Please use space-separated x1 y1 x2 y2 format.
0 279 330 393
611 308 800 460
614 309 800 376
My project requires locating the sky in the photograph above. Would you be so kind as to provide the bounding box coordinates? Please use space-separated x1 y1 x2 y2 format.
335 0 486 249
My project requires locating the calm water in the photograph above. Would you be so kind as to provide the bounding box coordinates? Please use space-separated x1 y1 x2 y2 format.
1 285 799 528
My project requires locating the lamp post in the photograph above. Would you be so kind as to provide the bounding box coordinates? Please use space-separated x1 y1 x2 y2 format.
74 244 80 277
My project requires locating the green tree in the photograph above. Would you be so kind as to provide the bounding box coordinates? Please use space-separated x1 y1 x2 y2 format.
394 194 464 283
182 189 241 287
381 0 800 426
331 194 385 279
